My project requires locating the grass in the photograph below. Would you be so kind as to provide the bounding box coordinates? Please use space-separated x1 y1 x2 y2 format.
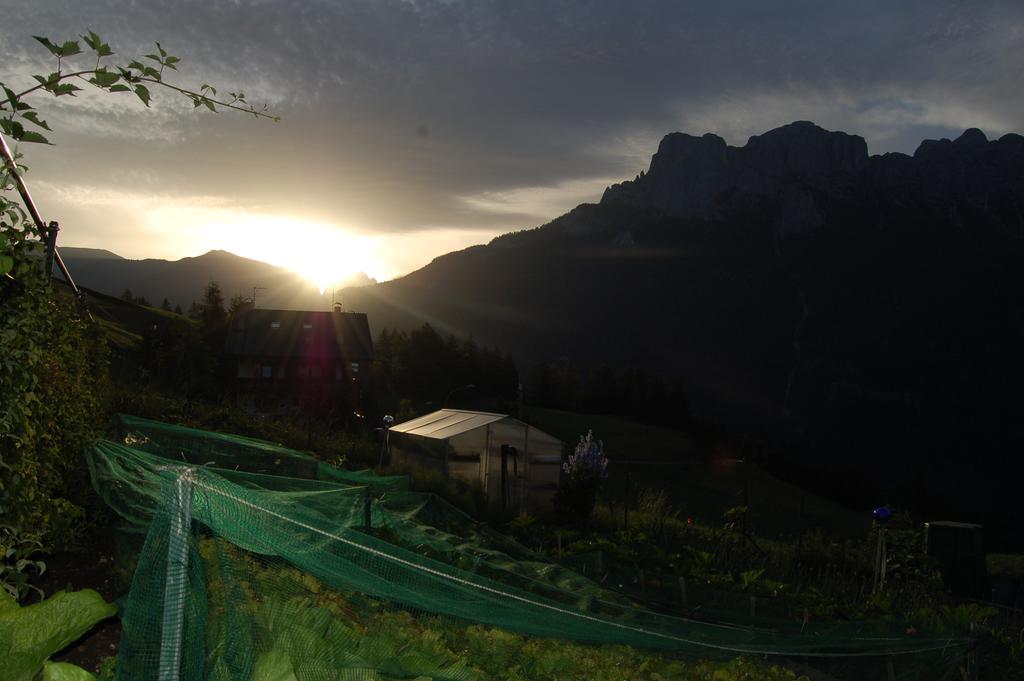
988 554 1024 579
524 406 868 540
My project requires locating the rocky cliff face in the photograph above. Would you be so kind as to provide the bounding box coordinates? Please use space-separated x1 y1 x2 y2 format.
603 121 1024 240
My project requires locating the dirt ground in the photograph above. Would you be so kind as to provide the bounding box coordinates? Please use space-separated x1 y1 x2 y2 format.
36 534 122 675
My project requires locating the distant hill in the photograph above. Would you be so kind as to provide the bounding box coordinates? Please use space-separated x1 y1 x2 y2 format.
342 121 1024 545
57 247 375 311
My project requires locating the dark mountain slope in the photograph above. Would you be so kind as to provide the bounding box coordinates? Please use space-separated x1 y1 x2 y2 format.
57 248 374 310
344 122 1024 543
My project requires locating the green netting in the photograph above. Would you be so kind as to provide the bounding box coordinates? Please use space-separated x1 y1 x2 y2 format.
91 416 980 681
108 413 409 491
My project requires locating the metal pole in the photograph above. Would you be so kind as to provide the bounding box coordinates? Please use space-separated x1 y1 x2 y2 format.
0 130 49 235
44 220 59 278
873 526 886 594
158 468 195 681
0 130 91 316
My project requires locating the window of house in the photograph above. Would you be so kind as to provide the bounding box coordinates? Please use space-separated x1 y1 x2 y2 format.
270 321 281 329
303 322 313 329
350 362 359 373
261 365 273 379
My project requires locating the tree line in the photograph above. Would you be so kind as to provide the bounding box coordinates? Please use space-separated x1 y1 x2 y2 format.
373 324 520 419
527 358 691 426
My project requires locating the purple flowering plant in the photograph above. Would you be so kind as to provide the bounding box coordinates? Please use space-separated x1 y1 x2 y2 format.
562 430 608 484
555 430 608 525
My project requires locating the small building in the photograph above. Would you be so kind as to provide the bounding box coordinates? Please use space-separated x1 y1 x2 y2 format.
224 308 373 411
388 409 564 513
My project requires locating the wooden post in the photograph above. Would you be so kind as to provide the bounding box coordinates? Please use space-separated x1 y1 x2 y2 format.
639 569 647 598
886 656 896 681
967 622 978 681
742 474 749 549
679 576 688 611
749 595 756 618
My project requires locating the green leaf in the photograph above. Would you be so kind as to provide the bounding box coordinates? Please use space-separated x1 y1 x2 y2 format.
82 31 100 51
3 86 30 112
83 29 113 56
17 131 49 145
57 41 82 58
20 112 50 131
0 255 13 277
133 84 150 106
87 70 119 88
41 661 97 681
31 36 60 57
51 83 80 97
203 98 216 112
0 119 25 138
0 589 116 681
108 84 130 93
252 649 297 681
3 86 17 110
32 73 61 87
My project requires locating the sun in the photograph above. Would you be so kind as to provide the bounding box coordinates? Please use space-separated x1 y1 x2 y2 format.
197 214 380 291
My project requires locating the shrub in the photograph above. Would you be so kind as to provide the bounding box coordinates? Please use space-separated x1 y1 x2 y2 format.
1 226 108 557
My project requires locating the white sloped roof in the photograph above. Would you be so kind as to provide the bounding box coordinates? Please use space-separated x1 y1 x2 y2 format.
389 409 508 440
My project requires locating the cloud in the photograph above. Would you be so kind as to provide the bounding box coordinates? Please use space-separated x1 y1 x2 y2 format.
2 0 1023 275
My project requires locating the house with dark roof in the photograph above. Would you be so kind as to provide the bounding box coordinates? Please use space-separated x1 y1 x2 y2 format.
224 308 374 411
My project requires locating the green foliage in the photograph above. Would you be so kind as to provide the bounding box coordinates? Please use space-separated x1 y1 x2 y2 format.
1 27 279 586
374 325 519 414
0 524 46 601
446 625 805 681
382 459 486 517
0 207 108 555
1 30 277 148
0 588 116 681
94 656 116 681
42 661 98 681
206 539 805 681
108 388 379 466
988 553 1024 578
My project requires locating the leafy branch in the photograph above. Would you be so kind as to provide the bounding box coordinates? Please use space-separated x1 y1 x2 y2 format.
0 30 279 147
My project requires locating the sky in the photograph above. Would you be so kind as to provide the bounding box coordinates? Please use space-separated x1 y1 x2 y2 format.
2 1 1022 284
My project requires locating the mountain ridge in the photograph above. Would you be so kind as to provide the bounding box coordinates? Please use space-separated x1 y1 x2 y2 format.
57 247 376 310
341 121 1024 543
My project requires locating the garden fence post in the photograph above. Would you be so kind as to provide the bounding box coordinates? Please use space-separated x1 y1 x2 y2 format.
363 487 372 532
158 467 195 681
679 575 688 611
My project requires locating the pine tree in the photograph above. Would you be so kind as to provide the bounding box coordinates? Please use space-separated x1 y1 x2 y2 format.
200 281 226 330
